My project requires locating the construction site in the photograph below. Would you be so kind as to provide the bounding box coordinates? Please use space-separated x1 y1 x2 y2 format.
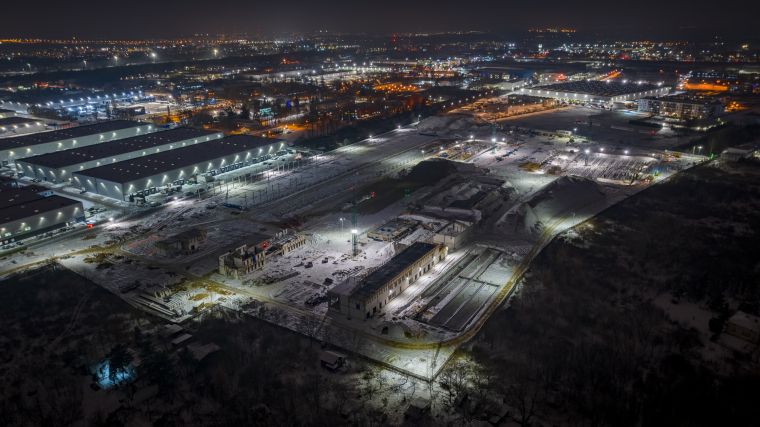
0 105 704 381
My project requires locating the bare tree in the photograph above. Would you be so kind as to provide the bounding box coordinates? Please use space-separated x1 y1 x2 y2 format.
438 360 471 409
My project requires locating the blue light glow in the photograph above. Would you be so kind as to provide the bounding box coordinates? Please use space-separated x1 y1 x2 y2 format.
93 361 136 389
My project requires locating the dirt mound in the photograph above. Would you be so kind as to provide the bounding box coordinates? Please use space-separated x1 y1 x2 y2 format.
501 176 606 236
417 114 489 135
405 159 458 186
527 175 606 213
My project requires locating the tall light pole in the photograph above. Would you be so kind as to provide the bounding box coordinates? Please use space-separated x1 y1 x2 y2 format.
351 204 358 257
339 217 344 232
584 148 590 166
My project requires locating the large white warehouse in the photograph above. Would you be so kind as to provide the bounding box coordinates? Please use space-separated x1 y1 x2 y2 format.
16 127 222 183
0 184 84 243
72 135 286 200
0 120 155 165
520 80 670 105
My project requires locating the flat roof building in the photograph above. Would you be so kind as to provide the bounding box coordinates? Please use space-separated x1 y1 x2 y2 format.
0 117 47 137
328 242 447 320
0 185 84 242
0 108 17 119
72 135 286 200
0 90 144 113
16 127 222 183
0 120 155 165
638 94 725 121
0 184 53 208
520 80 670 105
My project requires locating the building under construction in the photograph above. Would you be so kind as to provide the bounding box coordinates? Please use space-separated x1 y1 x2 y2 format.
218 231 306 279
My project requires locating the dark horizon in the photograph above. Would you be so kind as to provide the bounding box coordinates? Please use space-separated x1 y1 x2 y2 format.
2 0 759 40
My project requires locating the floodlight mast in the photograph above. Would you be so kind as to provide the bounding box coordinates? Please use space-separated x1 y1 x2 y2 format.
351 205 358 257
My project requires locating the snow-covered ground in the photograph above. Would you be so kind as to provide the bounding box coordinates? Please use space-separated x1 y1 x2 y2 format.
0 111 710 380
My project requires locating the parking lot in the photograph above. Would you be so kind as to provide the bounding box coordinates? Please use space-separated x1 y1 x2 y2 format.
548 152 656 183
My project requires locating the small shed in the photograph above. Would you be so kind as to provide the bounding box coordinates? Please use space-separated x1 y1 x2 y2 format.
725 311 760 343
721 147 754 162
320 350 346 370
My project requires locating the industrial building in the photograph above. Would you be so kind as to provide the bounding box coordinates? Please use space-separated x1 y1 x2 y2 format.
328 242 447 320
473 67 514 80
0 90 145 113
72 134 287 200
0 120 155 165
638 94 725 120
16 127 222 183
0 184 84 243
0 117 46 137
0 108 16 119
722 147 755 162
520 80 670 105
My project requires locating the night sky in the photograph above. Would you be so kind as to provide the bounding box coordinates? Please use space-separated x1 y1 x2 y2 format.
1 0 758 38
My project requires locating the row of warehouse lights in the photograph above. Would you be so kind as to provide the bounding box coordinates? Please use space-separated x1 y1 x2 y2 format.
1 207 80 234
0 91 142 108
0 122 43 132
78 142 286 194
47 136 213 178
7 125 153 158
521 87 668 102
